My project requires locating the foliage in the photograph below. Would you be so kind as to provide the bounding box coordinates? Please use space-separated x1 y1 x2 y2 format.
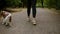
0 0 60 9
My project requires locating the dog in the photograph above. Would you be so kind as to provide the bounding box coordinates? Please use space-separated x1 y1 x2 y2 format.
1 11 12 26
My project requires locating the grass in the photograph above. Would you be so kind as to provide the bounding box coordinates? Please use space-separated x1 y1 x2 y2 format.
6 8 22 13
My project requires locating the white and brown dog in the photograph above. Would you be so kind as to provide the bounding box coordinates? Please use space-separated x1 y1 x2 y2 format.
1 11 12 26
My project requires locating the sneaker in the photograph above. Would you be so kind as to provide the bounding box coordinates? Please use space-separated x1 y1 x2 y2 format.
27 17 31 22
32 18 36 25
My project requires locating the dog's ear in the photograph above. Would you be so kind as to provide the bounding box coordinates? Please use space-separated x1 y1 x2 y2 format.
0 11 3 16
0 12 2 17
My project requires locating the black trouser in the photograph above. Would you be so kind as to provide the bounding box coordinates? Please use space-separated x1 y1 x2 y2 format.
27 0 36 18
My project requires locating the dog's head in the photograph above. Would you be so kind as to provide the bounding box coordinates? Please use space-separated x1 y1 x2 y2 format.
0 11 6 16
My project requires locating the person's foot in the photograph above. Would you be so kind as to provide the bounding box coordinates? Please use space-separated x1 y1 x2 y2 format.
27 17 31 22
32 18 36 25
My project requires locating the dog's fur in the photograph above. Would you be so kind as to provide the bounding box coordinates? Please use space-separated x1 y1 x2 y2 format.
1 11 12 26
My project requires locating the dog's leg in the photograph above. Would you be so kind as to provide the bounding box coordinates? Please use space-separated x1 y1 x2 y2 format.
2 17 6 25
9 16 12 22
5 13 11 26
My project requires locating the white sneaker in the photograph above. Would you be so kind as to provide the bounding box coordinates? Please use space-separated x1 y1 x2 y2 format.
32 18 36 25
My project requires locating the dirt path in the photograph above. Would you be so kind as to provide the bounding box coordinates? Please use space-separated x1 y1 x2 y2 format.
0 8 60 34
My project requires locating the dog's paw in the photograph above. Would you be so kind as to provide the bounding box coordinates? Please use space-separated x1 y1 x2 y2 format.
5 23 10 26
2 22 6 25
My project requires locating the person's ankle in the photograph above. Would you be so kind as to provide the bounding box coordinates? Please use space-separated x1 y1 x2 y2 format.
27 16 30 22
28 16 30 18
33 17 36 20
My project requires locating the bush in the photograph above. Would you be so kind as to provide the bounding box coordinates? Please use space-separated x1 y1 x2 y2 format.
5 0 22 7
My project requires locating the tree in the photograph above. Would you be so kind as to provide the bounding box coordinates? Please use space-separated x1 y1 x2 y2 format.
41 0 44 8
0 0 7 10
56 0 60 9
21 0 27 8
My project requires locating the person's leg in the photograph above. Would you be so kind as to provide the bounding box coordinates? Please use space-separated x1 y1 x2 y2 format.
32 0 36 25
32 0 36 18
27 0 31 17
27 0 31 21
